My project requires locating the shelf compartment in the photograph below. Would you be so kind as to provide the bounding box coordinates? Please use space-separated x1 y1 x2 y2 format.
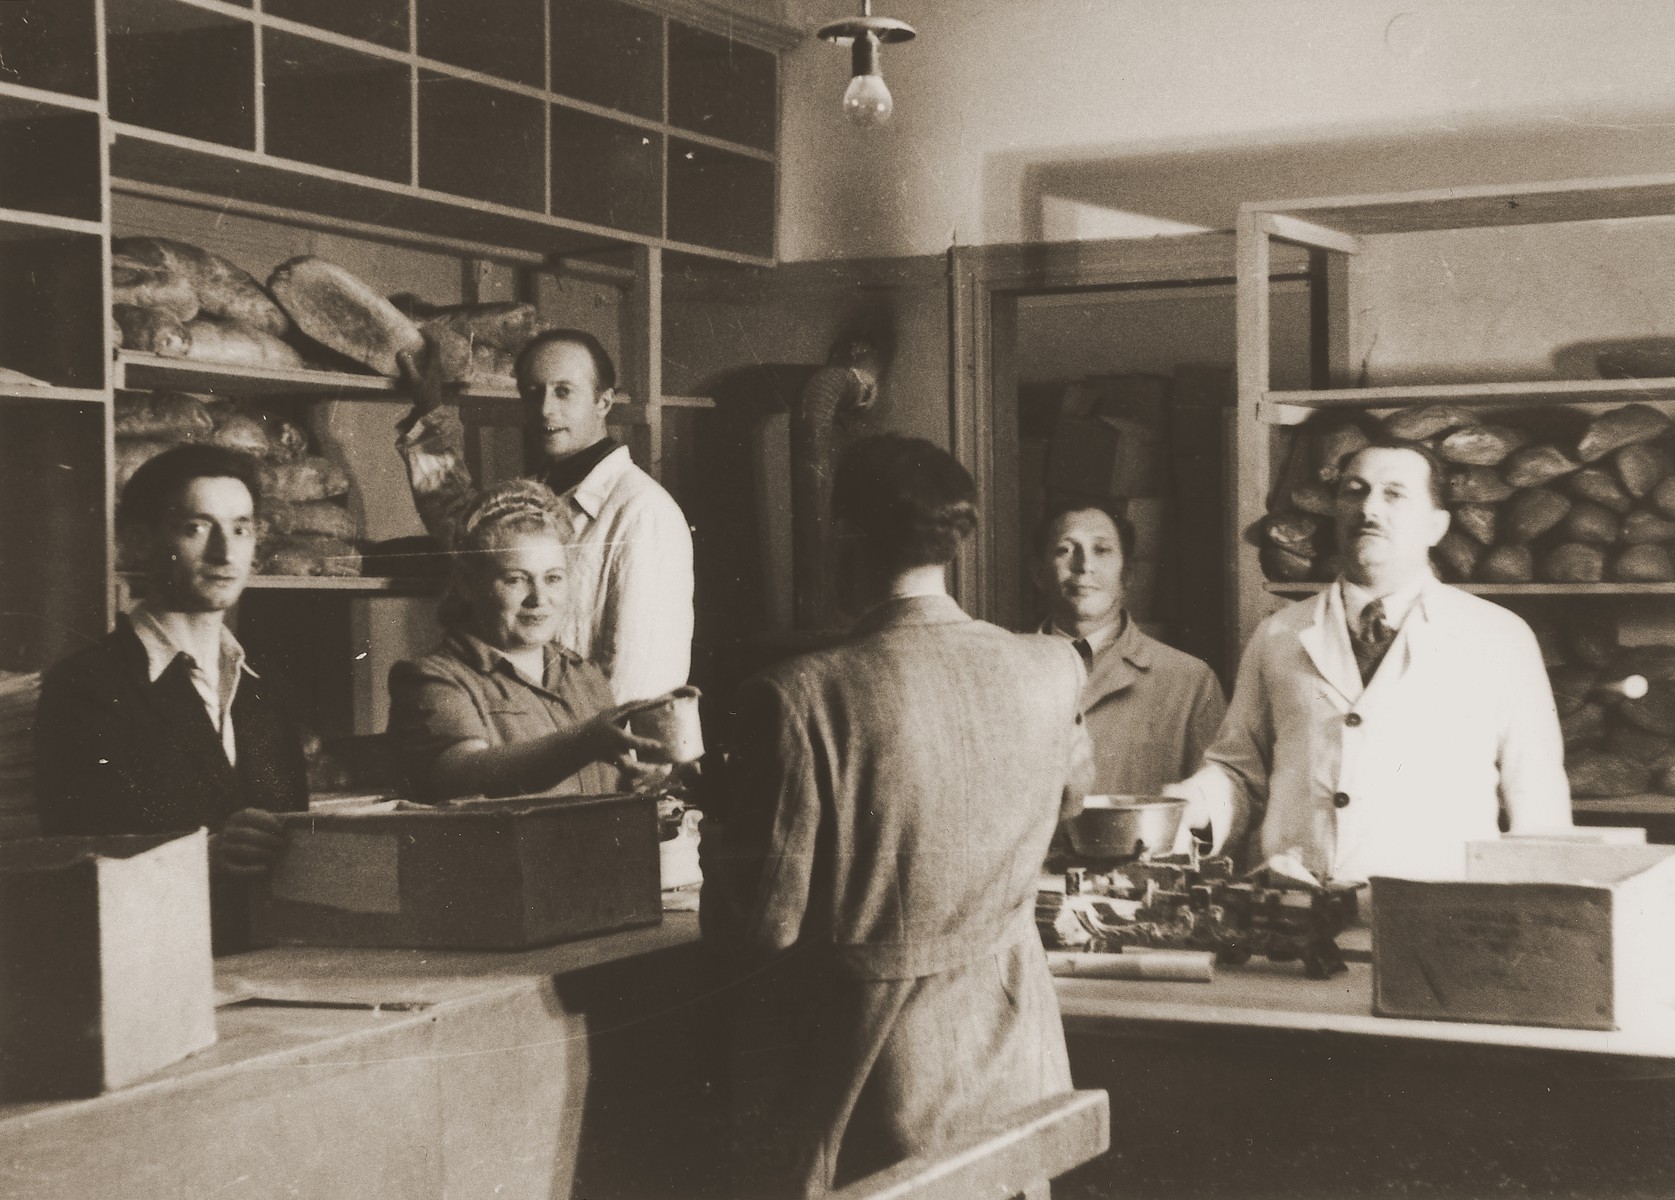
0 104 102 223
0 0 100 101
552 0 662 121
109 126 632 261
551 107 661 237
416 0 544 90
0 399 107 673
116 352 518 403
264 30 410 185
0 228 105 391
667 138 774 259
106 0 255 151
265 0 407 52
668 21 776 153
417 73 545 214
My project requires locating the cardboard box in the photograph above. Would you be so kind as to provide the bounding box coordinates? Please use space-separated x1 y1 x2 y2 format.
0 830 216 1100
256 794 661 950
1371 838 1675 1031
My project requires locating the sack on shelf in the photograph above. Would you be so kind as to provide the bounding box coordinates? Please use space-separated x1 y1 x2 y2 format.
110 257 198 323
114 393 214 441
260 455 351 503
259 533 361 577
414 301 538 355
112 305 190 358
183 319 305 371
262 499 357 541
113 237 290 337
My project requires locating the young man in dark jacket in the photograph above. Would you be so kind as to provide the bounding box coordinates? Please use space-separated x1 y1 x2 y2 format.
33 444 306 953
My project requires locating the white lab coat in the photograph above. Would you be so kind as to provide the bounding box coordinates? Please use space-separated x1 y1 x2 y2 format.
1173 577 1571 882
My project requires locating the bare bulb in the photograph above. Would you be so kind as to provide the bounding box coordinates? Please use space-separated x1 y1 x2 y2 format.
843 72 893 127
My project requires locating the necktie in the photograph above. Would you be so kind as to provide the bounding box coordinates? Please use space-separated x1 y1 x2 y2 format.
1072 638 1093 670
1351 599 1396 684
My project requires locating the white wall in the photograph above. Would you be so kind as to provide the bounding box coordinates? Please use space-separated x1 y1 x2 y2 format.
779 0 1675 260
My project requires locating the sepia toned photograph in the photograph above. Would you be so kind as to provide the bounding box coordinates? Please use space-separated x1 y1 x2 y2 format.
5 2 1675 1197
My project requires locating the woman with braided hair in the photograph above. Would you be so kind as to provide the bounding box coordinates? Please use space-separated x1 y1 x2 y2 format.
386 478 669 801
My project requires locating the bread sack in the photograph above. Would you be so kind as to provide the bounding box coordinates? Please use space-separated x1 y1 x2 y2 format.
184 319 306 371
114 392 214 441
260 455 351 503
110 255 198 322
260 533 361 577
206 411 272 457
113 237 289 336
262 499 357 541
112 305 191 358
417 301 537 354
268 257 425 377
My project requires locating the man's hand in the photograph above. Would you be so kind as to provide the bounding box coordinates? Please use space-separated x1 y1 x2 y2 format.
1160 781 1211 854
395 328 448 435
210 808 289 877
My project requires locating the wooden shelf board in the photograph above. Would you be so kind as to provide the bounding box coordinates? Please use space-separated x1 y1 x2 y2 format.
0 206 104 238
1247 173 1675 238
116 353 518 402
0 82 102 117
1266 377 1675 411
1573 795 1675 818
1265 581 1675 597
0 382 108 405
244 576 440 593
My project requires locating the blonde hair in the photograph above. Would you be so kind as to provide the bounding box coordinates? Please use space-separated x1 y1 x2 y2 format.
453 478 565 571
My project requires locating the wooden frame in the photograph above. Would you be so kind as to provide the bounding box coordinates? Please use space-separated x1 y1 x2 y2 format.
949 233 1310 631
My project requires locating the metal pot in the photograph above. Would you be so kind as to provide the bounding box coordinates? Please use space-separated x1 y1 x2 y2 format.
1066 795 1188 861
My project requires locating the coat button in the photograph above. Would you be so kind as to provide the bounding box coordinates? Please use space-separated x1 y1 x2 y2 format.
1345 712 1362 727
1333 792 1351 809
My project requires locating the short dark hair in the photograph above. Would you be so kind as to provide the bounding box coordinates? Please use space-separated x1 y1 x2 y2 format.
1341 437 1449 509
832 434 978 571
117 443 262 531
514 328 616 393
1030 496 1135 565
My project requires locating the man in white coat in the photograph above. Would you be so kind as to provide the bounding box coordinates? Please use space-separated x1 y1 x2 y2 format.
1168 439 1571 883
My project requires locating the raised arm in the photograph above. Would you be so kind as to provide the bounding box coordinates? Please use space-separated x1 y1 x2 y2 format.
1165 633 1273 855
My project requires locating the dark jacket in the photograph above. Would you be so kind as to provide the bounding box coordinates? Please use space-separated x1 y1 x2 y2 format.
32 617 308 952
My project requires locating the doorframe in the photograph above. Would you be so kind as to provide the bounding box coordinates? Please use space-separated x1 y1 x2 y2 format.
948 233 1311 637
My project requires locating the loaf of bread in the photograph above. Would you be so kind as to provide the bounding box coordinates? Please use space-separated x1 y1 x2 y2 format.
1561 702 1606 750
1614 544 1675 582
113 237 289 336
1539 542 1606 583
110 256 198 322
1568 466 1634 513
268 257 425 377
115 439 173 490
259 456 351 503
1566 751 1651 798
1432 531 1482 582
1438 424 1528 466
1616 442 1675 498
1478 544 1535 583
1316 425 1369 484
1577 403 1671 462
1288 484 1337 518
1559 501 1621 545
260 533 361 577
1503 488 1571 542
184 319 306 370
1622 509 1675 545
262 499 357 540
1261 545 1314 582
115 392 214 440
470 341 517 386
1452 503 1497 545
112 305 191 357
1448 466 1514 504
206 411 271 457
1382 404 1474 442
1503 444 1579 488
1264 512 1321 554
417 301 537 354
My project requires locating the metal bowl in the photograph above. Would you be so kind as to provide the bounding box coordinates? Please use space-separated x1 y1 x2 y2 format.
1067 795 1188 861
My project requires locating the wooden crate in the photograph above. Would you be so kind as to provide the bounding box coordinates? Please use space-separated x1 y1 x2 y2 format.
0 830 216 1100
255 794 662 950
1371 839 1675 1030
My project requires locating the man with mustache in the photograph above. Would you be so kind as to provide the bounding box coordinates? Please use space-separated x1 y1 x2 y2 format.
33 445 307 952
1166 439 1571 883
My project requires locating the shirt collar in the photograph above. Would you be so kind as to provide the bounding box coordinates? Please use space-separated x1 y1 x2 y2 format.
567 444 632 520
128 603 255 684
445 627 568 687
1045 611 1146 667
1339 572 1431 633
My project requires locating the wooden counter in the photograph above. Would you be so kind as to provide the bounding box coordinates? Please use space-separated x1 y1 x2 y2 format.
1052 946 1675 1199
0 915 726 1200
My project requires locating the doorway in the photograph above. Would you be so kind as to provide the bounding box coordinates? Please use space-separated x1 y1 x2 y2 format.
951 235 1314 681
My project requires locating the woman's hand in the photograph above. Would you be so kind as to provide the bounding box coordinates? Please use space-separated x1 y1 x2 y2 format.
584 697 672 764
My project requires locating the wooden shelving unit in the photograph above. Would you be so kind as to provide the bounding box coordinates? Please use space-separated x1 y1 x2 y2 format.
0 0 795 701
1236 175 1675 826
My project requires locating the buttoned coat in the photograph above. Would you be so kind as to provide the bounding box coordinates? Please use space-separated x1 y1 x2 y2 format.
722 594 1087 1194
1077 618 1226 796
1178 578 1571 882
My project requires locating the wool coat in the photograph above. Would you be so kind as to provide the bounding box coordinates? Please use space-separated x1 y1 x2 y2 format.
720 594 1089 1194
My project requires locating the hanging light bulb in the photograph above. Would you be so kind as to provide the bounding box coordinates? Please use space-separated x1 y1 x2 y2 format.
818 1 916 129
